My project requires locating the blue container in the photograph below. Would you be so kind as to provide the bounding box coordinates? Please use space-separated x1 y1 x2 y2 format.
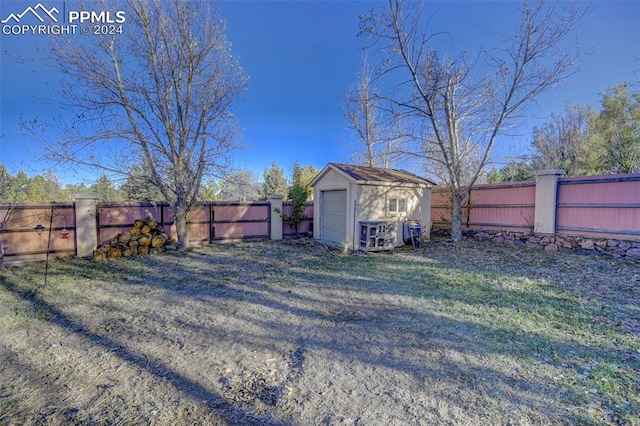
403 221 422 247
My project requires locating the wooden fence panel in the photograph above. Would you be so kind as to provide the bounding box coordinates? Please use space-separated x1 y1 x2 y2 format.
0 203 76 262
557 174 640 241
282 202 313 237
430 190 451 227
183 204 210 244
467 182 535 231
97 202 168 245
432 181 535 232
211 202 270 240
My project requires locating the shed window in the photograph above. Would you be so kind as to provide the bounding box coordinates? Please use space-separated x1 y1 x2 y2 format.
388 197 407 214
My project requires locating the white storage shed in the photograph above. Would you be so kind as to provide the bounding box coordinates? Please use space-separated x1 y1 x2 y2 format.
309 163 434 252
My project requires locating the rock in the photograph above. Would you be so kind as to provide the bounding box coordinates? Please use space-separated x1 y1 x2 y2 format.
618 242 632 251
540 237 552 245
625 248 640 260
579 240 595 250
595 240 607 248
460 227 637 263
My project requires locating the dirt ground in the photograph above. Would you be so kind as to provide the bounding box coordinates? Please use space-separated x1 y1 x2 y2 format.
1 239 638 425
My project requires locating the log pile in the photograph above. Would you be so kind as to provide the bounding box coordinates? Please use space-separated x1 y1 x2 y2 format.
92 217 178 262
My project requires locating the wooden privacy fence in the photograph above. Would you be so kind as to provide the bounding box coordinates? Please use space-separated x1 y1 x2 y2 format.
96 200 313 244
2 171 638 263
432 180 536 233
432 171 640 242
0 197 313 263
556 174 640 241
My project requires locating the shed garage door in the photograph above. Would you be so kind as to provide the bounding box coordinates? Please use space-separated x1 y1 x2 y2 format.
321 190 347 245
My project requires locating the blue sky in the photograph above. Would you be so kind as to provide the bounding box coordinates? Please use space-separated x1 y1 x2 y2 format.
1 1 639 185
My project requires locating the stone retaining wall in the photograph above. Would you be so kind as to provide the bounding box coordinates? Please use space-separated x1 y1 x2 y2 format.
457 229 640 262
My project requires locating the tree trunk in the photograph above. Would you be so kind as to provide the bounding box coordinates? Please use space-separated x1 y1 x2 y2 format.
174 201 190 252
450 192 464 242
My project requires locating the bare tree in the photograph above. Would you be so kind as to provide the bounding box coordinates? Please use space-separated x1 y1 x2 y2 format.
23 0 246 250
531 103 594 176
361 0 585 241
0 167 12 269
343 57 406 168
220 170 260 202
0 165 26 269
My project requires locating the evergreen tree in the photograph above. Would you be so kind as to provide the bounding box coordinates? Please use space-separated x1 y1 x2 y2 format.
8 171 30 202
277 163 312 237
0 166 16 202
90 174 123 202
297 165 319 201
487 161 535 183
63 183 89 199
589 83 640 174
200 178 221 200
259 161 288 200
121 166 163 201
26 171 65 202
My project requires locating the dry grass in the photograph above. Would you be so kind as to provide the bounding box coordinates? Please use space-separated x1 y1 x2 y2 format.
1 239 638 425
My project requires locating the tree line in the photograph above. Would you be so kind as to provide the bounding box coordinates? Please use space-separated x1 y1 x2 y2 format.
341 0 638 241
487 83 640 182
0 162 318 203
13 1 636 248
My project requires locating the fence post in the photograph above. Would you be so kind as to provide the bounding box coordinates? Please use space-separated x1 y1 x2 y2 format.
268 195 284 241
534 169 565 235
72 193 100 258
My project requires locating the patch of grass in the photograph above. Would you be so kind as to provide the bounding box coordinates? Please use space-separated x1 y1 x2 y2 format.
0 240 638 425
298 243 639 424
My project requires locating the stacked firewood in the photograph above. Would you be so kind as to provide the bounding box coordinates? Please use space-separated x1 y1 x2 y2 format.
92 217 178 262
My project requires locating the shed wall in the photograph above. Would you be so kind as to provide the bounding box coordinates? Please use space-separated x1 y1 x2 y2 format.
356 185 431 249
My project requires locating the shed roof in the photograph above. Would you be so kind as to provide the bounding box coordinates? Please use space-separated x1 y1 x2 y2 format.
310 163 435 187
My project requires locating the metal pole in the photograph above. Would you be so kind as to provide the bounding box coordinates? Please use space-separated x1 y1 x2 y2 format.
43 201 55 288
352 199 357 254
